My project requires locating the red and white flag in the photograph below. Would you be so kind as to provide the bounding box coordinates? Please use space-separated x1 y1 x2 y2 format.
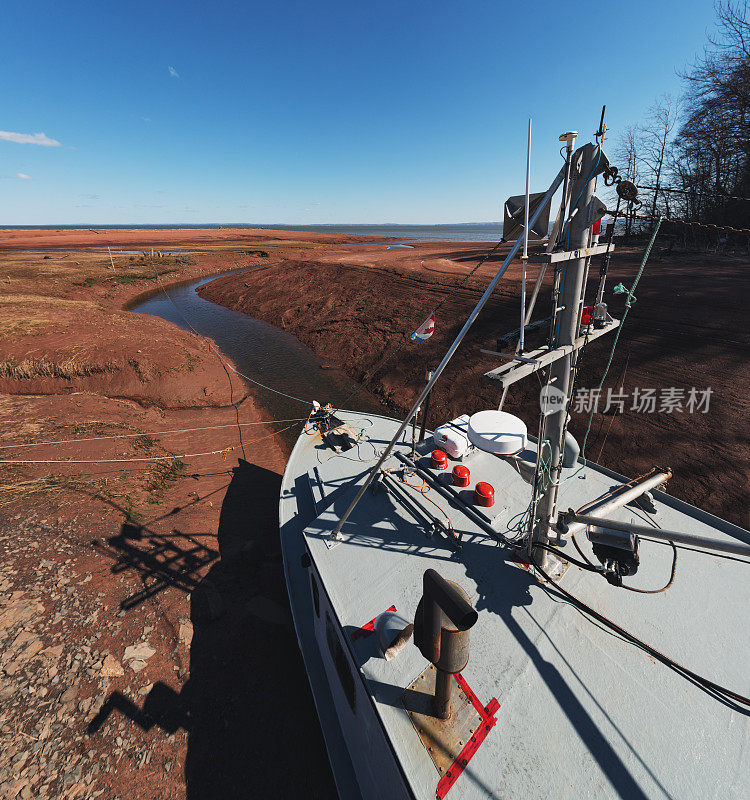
410 312 435 343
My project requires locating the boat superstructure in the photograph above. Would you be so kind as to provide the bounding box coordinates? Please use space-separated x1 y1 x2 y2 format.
279 122 750 800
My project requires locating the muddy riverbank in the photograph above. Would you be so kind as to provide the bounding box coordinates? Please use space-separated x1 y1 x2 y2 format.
198 240 750 528
0 229 350 800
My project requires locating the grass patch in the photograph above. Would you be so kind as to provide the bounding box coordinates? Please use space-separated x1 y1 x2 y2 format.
0 318 44 340
0 475 84 509
72 267 178 287
132 435 157 451
145 459 185 504
0 357 120 380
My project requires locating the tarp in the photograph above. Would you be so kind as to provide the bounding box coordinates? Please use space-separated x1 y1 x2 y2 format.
503 191 551 241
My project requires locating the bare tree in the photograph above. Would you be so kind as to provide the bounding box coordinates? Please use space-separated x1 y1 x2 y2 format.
615 126 640 238
638 96 677 230
671 1 750 229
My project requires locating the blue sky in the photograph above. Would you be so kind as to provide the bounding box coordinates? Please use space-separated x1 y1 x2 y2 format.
1 0 716 225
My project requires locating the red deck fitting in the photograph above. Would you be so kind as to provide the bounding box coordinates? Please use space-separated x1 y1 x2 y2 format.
435 673 500 799
350 604 397 641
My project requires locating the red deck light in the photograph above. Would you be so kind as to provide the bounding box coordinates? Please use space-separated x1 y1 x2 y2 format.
474 482 494 507
431 450 448 470
452 465 470 487
581 305 594 326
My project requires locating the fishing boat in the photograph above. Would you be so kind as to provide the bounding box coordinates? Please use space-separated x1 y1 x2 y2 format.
279 122 750 799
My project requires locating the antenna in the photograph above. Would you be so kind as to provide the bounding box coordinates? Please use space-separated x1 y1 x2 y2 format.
595 105 607 141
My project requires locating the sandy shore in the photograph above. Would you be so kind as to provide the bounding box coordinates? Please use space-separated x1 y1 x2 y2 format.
0 226 394 250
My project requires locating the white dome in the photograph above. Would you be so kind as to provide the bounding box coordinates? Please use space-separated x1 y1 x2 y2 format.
468 410 527 456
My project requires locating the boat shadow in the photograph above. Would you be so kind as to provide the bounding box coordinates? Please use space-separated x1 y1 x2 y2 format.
88 458 337 800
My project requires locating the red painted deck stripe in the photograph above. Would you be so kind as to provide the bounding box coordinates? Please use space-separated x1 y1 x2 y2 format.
436 673 500 799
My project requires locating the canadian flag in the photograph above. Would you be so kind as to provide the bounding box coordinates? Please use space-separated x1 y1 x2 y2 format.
410 312 435 343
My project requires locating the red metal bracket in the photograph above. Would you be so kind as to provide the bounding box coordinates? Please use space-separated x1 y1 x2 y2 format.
350 604 397 642
435 673 500 800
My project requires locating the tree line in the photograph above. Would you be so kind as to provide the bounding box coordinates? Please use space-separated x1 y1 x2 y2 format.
614 1 750 241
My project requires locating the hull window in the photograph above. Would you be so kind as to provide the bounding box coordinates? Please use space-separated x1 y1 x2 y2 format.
325 612 356 713
311 572 320 617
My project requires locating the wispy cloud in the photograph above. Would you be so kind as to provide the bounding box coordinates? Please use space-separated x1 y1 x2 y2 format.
0 131 61 147
16 172 32 180
168 66 179 79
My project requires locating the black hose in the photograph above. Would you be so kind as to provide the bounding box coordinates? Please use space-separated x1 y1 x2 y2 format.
532 557 750 713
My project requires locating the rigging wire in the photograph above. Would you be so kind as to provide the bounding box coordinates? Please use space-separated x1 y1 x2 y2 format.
330 235 515 415
576 218 663 470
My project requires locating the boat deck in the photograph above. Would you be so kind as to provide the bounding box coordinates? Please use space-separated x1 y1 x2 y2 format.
282 410 749 800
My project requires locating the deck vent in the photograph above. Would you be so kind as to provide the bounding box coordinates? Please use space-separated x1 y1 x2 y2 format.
413 569 477 720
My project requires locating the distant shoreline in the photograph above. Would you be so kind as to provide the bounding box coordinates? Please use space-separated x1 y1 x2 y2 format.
0 222 500 229
0 222 505 244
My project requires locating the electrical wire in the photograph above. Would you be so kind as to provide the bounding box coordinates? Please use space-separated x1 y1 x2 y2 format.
569 532 678 594
397 470 457 540
532 557 750 712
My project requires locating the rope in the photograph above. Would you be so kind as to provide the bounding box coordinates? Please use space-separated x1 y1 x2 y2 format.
609 210 750 237
635 184 750 203
0 422 302 464
0 419 308 450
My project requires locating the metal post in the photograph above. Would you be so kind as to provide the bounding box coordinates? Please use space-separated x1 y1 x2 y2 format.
532 142 603 567
329 166 565 541
520 119 531 353
564 513 750 559
418 370 434 442
498 131 577 412
559 469 672 537
434 669 453 719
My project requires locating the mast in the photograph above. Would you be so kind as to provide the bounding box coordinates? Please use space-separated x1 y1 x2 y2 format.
531 141 605 567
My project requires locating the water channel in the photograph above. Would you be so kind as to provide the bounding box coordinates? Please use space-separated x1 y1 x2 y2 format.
128 269 388 453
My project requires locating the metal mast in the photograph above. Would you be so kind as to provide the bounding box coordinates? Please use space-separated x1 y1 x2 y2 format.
531 141 606 567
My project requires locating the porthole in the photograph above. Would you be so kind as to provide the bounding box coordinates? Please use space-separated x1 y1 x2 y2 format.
325 612 356 713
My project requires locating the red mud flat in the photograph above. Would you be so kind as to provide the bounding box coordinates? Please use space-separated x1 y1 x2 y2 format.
0 239 339 799
198 239 750 529
0 226 395 250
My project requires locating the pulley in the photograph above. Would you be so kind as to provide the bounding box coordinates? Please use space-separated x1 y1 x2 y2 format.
616 179 639 202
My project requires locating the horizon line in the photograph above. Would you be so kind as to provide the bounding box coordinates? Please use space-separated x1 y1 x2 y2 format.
0 221 503 229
